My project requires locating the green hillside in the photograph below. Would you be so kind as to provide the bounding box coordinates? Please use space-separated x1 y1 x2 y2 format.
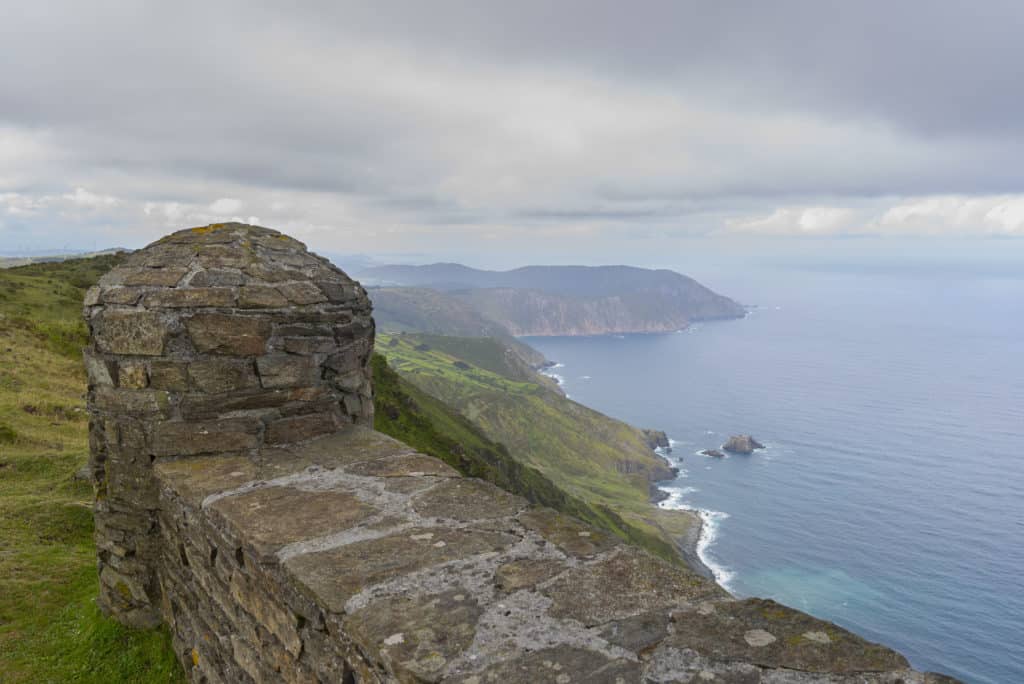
0 257 183 683
377 333 699 561
1 256 700 681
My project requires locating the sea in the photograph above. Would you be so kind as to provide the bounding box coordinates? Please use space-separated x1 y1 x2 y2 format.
524 263 1024 684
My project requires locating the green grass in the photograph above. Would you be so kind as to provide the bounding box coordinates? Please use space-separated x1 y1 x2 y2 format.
0 254 696 681
377 333 698 562
0 256 183 683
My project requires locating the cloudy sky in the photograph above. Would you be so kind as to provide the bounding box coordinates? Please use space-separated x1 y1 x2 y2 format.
3 1 1024 264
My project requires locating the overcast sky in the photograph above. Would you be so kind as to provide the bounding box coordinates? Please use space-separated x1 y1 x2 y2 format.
3 1 1024 263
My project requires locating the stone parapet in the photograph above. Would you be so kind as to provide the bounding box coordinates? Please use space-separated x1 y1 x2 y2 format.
84 223 373 626
153 427 945 683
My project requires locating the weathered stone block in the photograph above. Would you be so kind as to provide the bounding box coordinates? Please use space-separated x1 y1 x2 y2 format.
332 370 366 393
276 281 327 305
265 412 338 444
144 287 236 308
238 285 289 309
345 589 482 683
148 361 189 391
211 486 376 558
281 336 336 355
179 389 292 420
93 386 170 417
285 528 516 613
152 419 261 457
187 314 271 356
318 281 360 303
118 362 148 389
256 354 319 389
101 287 145 305
123 266 190 287
95 311 168 356
228 572 303 657
188 359 258 394
412 478 526 522
84 349 114 386
189 269 246 287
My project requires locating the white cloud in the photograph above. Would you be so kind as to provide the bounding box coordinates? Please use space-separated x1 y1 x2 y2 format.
209 198 243 214
877 195 1024 236
725 195 1024 238
63 187 119 208
723 206 859 236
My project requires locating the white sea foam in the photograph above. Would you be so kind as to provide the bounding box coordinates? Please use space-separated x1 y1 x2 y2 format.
580 375 591 380
655 485 736 589
539 365 565 387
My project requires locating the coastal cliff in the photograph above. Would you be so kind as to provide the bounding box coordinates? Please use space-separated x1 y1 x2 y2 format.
362 263 745 337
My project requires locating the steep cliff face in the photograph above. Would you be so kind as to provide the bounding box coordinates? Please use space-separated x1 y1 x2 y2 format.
362 264 745 336
455 287 711 336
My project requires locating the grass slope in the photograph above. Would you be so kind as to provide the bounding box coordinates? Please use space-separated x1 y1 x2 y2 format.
377 333 699 562
0 257 183 683
0 255 696 682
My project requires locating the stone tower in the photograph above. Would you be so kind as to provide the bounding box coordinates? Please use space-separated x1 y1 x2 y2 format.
83 223 374 627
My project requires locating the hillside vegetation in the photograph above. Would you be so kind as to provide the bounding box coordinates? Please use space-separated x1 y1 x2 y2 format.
378 333 700 561
0 256 183 683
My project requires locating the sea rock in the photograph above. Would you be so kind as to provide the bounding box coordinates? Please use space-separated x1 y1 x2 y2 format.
700 449 726 458
722 435 765 455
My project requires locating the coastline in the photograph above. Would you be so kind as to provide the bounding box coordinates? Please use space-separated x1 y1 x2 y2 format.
648 448 720 584
538 358 722 585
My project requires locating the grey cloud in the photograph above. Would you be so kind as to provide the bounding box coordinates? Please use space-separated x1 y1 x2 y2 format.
3 1 1024 254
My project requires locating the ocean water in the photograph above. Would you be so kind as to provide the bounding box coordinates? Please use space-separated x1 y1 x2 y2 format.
525 266 1024 684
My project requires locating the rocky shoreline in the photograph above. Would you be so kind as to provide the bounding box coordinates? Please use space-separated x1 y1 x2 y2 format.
645 438 717 582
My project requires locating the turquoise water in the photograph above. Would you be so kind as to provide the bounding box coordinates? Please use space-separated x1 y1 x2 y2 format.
525 267 1024 684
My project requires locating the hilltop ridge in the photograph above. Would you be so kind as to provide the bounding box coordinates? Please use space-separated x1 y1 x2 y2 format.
361 263 745 336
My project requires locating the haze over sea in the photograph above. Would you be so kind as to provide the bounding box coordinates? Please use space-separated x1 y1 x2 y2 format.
525 261 1024 684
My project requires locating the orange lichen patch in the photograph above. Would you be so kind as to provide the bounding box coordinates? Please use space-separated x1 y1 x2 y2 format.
190 223 227 234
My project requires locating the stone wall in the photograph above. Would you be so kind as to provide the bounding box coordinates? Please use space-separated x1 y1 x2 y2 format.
83 224 373 627
86 224 953 683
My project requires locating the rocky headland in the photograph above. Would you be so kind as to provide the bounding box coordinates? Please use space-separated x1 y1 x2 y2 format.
361 263 746 337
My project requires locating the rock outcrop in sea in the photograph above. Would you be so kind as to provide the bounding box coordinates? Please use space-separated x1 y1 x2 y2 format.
722 434 765 454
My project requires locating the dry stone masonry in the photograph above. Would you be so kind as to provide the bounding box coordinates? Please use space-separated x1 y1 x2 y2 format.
84 224 373 627
85 224 955 683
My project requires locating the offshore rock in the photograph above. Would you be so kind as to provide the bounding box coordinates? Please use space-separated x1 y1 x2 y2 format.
722 434 766 454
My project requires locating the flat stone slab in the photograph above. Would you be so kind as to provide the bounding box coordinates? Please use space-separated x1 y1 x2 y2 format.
149 424 932 682
453 645 642 684
543 547 723 626
346 588 483 683
209 485 378 560
667 598 910 673
494 558 568 594
344 452 460 478
285 527 517 613
154 455 258 507
412 478 527 522
257 428 420 479
519 507 619 558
